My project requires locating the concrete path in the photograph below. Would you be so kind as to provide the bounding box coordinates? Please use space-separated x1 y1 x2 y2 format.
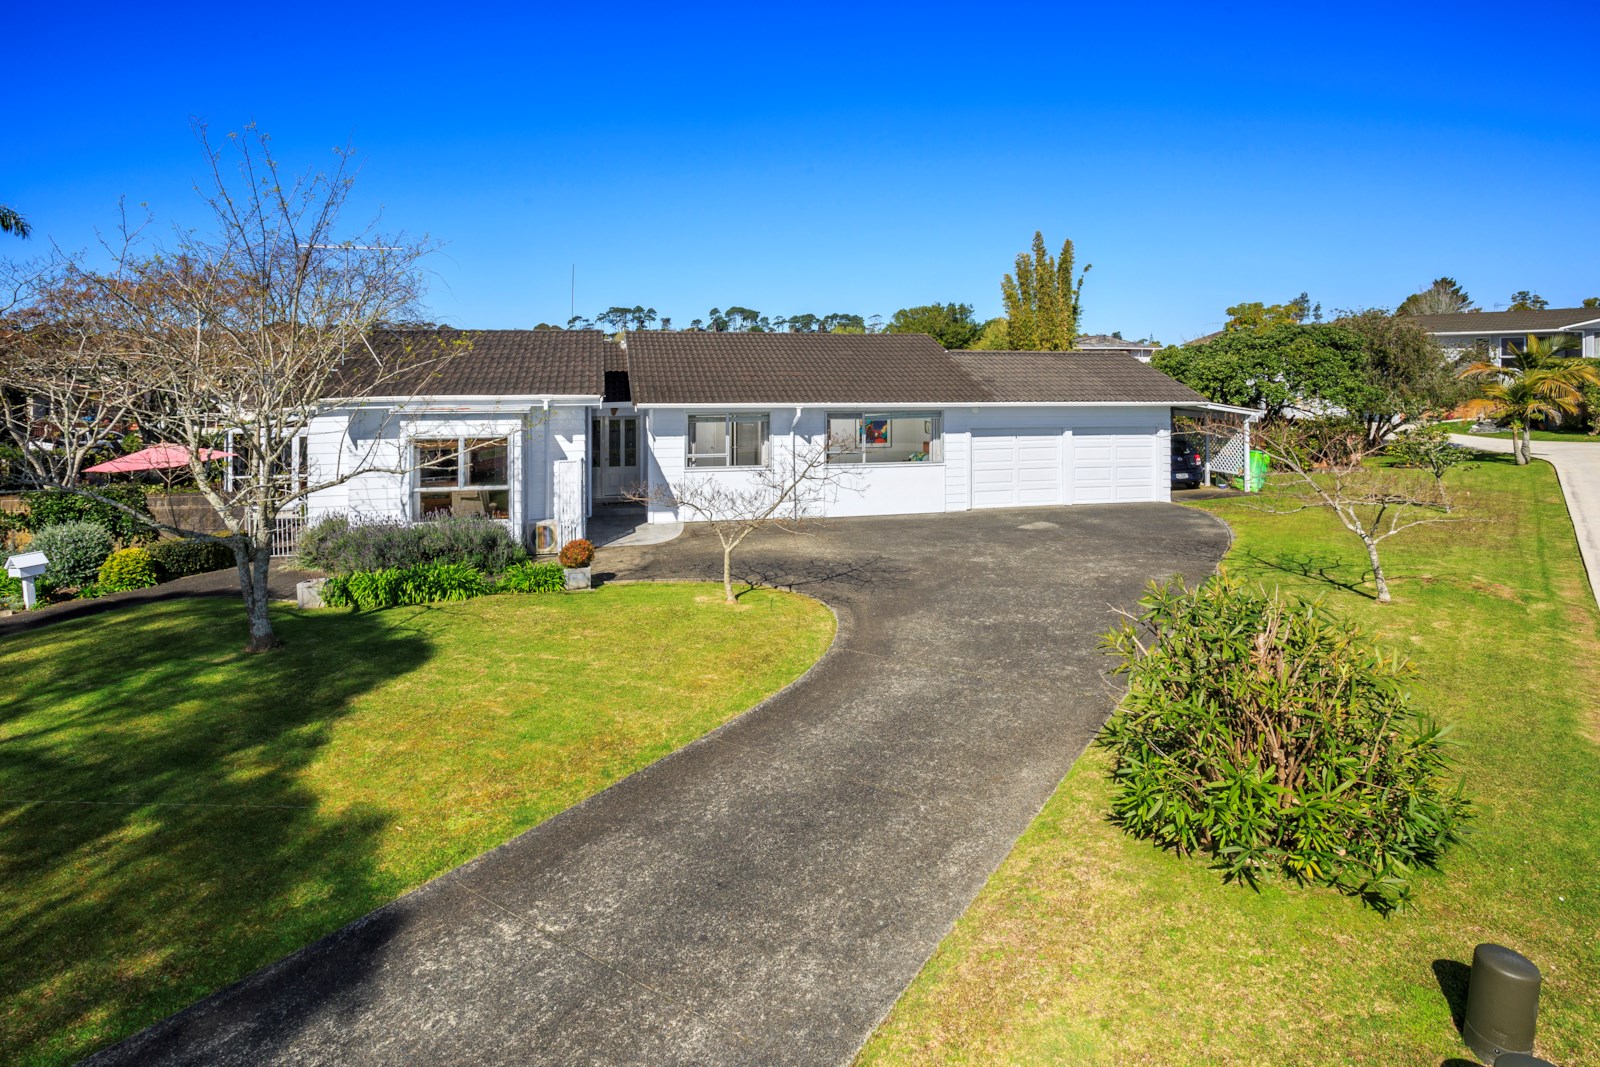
84 505 1230 1067
1452 434 1600 605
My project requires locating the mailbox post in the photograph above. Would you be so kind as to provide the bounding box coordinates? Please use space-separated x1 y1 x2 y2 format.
4 550 49 610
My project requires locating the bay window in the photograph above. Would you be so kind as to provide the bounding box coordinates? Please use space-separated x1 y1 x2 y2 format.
688 413 770 468
413 437 510 519
826 412 943 463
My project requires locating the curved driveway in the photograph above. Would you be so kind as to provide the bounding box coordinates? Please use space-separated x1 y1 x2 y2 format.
87 504 1229 1067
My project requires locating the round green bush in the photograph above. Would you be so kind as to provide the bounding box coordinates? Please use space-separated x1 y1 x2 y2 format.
30 521 116 589
1100 572 1473 913
98 547 161 592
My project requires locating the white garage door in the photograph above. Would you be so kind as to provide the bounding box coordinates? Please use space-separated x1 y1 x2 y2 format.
1072 429 1157 504
971 429 1063 508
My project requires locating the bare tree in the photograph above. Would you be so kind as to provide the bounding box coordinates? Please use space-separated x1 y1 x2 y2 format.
627 435 858 602
1252 419 1461 604
0 123 459 651
0 257 141 487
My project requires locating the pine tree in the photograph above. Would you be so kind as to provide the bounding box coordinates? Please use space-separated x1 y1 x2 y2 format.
999 231 1089 350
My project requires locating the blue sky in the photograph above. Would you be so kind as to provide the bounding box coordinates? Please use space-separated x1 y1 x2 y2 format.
9 2 1598 342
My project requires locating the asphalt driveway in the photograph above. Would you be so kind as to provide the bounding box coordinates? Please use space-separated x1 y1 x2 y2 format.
86 503 1230 1067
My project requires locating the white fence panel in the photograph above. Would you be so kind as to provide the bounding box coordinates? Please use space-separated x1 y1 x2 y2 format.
1210 430 1250 476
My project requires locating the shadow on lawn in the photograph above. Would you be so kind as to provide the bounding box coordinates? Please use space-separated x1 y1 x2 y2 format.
0 602 429 1065
1432 958 1472 1034
1239 548 1380 599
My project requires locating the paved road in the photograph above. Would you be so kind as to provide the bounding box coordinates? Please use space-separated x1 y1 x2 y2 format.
1452 434 1600 605
85 505 1230 1067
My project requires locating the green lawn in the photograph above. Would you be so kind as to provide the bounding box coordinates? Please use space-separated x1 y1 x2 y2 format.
0 584 833 1067
1438 418 1599 442
860 457 1600 1065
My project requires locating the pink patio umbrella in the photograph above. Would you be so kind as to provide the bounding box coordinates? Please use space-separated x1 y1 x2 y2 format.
83 444 234 474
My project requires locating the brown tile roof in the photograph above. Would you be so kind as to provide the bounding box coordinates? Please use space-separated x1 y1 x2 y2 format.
624 331 984 405
949 350 1208 404
331 329 609 398
1407 308 1600 334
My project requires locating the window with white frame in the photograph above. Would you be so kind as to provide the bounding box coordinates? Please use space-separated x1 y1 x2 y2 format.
687 414 770 468
825 412 943 463
413 437 510 519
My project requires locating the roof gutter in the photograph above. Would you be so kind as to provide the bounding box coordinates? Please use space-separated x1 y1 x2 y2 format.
634 400 1205 410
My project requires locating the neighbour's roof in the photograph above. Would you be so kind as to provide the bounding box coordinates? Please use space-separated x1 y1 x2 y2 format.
1407 308 1600 334
331 329 609 398
624 332 983 405
949 351 1208 405
1074 333 1159 349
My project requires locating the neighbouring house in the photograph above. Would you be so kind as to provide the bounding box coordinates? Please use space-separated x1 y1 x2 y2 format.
1073 334 1162 363
301 329 1248 547
1409 307 1600 364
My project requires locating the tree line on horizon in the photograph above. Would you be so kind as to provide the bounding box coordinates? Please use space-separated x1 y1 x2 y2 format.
535 232 1111 352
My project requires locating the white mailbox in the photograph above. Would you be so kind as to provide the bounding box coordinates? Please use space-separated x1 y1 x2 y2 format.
5 550 49 610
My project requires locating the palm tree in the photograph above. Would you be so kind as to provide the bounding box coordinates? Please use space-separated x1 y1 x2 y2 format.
0 205 29 238
1459 333 1599 464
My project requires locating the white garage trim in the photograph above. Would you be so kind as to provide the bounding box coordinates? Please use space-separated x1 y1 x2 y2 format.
969 427 1065 508
1071 427 1158 504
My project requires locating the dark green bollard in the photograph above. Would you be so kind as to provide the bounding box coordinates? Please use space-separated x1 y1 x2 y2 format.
1462 942 1541 1062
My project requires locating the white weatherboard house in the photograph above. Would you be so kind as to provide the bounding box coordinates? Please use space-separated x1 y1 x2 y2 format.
302 330 1239 546
1409 306 1600 364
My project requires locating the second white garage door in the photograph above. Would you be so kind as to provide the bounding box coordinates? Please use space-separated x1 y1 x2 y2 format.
1072 429 1157 503
971 428 1063 507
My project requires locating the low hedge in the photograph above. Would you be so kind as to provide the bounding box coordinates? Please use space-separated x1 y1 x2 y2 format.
320 561 490 611
4 485 156 544
148 538 236 579
498 560 566 593
298 514 527 574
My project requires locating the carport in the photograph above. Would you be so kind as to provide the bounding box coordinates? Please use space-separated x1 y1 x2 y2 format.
1173 402 1261 488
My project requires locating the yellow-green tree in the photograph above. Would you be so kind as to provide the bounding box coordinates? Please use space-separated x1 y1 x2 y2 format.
998 231 1089 350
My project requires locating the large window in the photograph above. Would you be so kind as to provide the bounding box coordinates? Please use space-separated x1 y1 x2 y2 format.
413 437 510 519
826 412 943 464
688 414 770 468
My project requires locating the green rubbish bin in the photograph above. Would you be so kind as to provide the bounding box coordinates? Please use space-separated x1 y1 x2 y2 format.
1234 450 1269 493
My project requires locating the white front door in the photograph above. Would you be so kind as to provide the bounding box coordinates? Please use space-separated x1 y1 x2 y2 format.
1072 429 1156 503
970 428 1064 508
592 416 640 501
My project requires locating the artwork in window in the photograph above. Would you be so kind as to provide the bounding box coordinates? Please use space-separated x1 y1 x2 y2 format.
826 412 943 463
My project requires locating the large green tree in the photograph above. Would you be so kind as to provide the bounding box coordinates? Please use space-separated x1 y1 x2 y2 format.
1333 309 1464 442
1507 291 1548 312
1396 277 1474 316
998 231 1089 350
1152 323 1371 421
885 302 983 349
